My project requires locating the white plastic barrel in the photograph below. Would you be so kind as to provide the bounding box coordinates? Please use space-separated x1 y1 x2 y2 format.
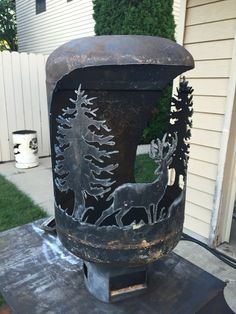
12 130 39 169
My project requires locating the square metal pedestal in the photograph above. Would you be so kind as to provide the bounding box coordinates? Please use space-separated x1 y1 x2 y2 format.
0 219 233 314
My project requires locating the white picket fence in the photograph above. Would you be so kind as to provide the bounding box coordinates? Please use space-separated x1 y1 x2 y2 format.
0 51 50 162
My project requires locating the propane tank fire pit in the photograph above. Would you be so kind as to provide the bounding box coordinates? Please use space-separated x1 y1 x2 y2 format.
46 35 194 303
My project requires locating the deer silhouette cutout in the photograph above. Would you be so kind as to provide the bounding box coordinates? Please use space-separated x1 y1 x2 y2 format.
94 133 178 227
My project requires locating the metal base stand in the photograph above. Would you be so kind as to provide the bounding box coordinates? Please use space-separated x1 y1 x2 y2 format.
83 261 148 302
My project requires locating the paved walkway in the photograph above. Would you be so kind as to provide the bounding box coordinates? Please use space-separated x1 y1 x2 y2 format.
0 157 54 216
0 156 236 312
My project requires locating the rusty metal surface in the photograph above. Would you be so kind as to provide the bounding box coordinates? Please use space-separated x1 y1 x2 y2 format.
46 36 194 272
55 188 185 265
49 84 186 265
47 38 194 269
46 35 194 105
0 220 233 314
83 261 148 302
50 87 162 224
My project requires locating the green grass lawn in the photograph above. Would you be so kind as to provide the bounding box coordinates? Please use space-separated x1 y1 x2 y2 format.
0 155 154 234
0 175 47 233
0 296 5 307
0 174 47 307
0 154 154 308
135 153 156 183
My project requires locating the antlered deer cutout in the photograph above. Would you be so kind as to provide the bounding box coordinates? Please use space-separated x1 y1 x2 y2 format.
95 133 177 227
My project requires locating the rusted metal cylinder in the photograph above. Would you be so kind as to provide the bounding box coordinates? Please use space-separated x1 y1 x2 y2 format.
46 35 194 302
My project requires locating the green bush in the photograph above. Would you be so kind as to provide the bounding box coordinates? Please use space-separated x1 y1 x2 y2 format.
93 0 175 143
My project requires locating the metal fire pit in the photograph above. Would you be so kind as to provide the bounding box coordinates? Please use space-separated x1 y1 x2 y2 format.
46 35 194 302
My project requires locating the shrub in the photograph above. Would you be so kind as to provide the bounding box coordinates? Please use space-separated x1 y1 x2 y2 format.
93 0 175 143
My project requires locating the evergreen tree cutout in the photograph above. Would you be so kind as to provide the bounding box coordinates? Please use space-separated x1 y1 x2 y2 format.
54 85 118 220
167 77 193 189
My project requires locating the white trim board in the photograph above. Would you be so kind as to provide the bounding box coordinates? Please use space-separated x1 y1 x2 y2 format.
209 29 236 247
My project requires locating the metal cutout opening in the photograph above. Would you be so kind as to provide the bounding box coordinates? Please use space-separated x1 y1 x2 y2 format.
110 270 147 297
83 263 88 279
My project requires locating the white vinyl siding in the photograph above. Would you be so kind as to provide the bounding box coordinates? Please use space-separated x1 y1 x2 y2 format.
173 0 181 38
181 0 236 239
16 0 181 55
16 0 95 54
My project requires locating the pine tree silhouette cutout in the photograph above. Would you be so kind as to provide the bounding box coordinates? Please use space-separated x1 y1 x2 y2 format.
54 85 118 220
167 77 193 189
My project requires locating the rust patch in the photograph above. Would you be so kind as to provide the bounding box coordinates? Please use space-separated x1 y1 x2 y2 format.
56 224 182 250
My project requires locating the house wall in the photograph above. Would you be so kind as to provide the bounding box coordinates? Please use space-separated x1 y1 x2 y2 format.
16 0 95 54
173 0 180 37
16 0 180 55
178 0 236 240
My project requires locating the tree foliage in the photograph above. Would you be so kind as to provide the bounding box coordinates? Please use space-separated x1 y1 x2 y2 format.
0 0 17 51
93 0 175 143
